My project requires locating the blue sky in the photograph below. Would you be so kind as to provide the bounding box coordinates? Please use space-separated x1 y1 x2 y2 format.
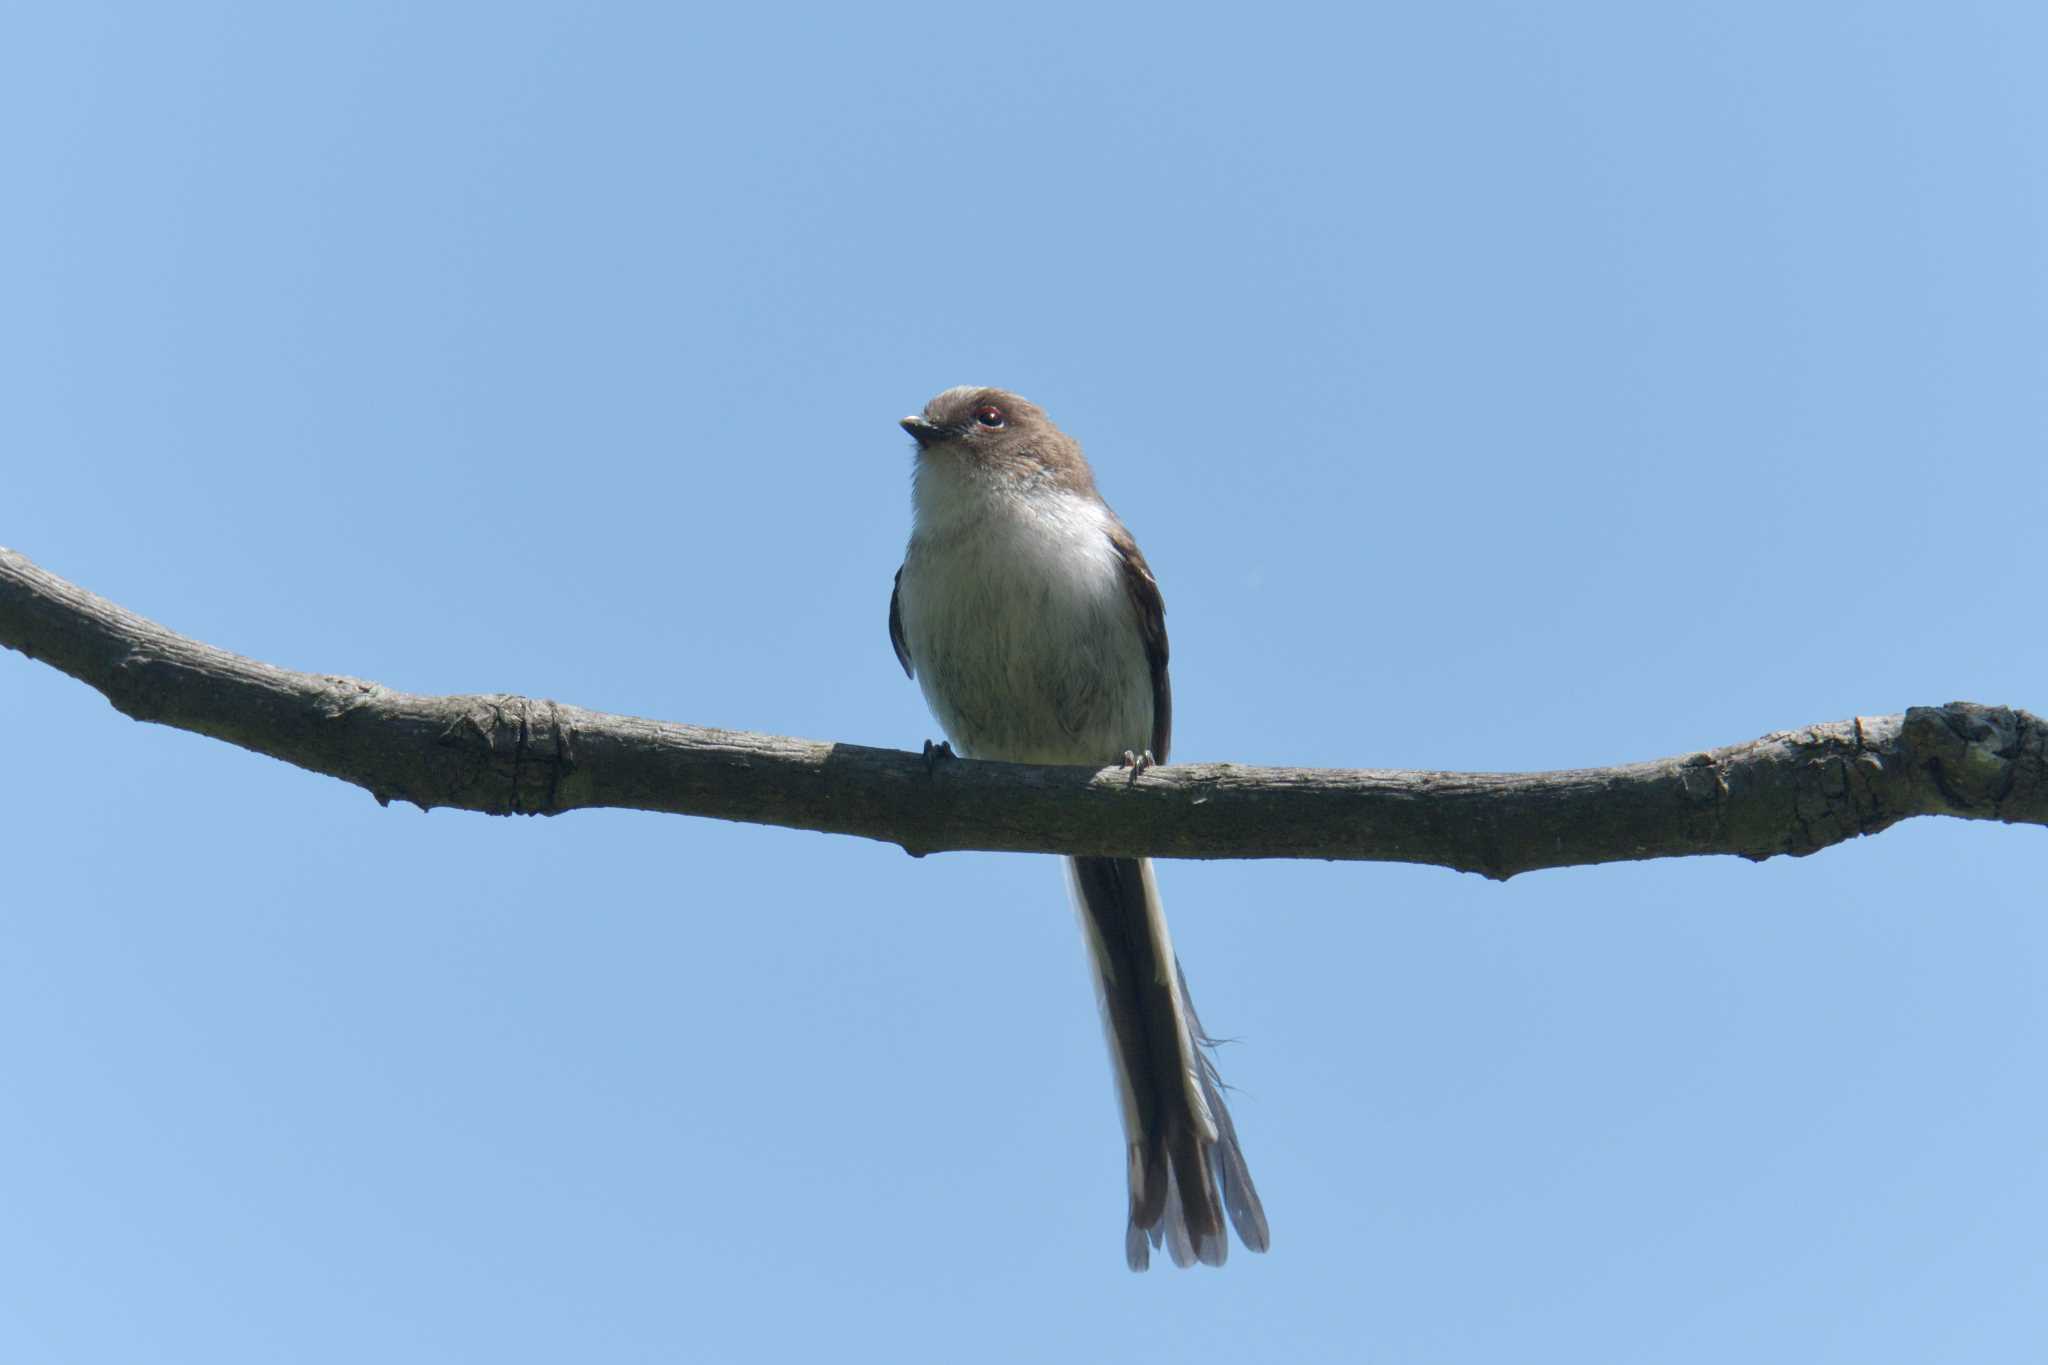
5 3 2047 1361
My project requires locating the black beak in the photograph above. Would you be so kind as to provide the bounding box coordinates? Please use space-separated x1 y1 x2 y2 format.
900 415 944 446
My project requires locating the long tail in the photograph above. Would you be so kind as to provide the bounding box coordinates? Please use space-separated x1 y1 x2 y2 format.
1067 855 1270 1270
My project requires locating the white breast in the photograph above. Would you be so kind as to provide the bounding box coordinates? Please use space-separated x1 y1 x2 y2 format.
897 461 1155 765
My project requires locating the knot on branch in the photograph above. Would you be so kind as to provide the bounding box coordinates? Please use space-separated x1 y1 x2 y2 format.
1902 703 2047 822
107 651 187 722
436 694 578 816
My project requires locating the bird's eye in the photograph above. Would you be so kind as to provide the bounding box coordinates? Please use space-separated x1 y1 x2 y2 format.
973 405 1006 428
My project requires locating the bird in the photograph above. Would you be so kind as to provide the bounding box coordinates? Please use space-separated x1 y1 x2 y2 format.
889 385 1269 1269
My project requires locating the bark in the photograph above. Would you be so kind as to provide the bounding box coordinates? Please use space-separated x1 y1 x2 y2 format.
4 547 2044 880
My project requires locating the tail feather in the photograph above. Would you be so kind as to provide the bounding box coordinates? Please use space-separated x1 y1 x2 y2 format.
1068 855 1267 1270
1183 963 1271 1255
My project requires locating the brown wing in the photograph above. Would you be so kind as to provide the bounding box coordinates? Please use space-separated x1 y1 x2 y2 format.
1107 523 1170 763
888 566 913 679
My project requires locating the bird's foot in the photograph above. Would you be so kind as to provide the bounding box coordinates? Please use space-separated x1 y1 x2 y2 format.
922 738 956 775
1119 749 1157 784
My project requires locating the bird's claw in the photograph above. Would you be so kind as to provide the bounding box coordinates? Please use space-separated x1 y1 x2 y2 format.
1119 749 1157 784
922 738 956 775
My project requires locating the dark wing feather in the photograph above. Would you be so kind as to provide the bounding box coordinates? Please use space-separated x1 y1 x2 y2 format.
1106 524 1170 762
889 566 913 679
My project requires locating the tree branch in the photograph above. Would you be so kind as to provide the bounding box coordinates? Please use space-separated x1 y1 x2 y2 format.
4 546 2044 880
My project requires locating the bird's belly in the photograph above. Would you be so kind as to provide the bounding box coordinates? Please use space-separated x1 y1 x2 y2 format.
901 542 1153 766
